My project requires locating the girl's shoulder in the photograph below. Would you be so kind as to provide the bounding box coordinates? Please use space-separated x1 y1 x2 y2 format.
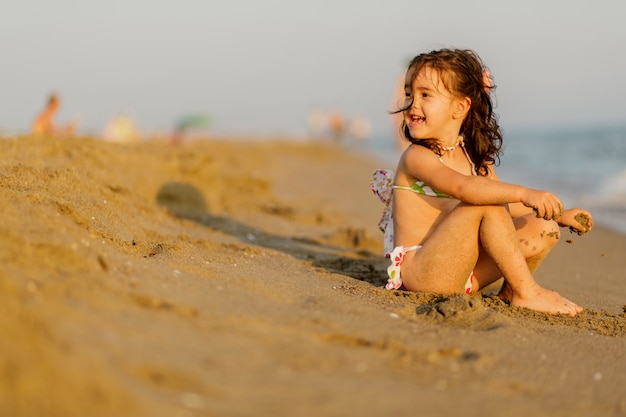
402 143 438 158
401 143 442 167
397 144 446 182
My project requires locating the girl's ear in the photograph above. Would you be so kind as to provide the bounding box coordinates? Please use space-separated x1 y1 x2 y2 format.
453 96 471 120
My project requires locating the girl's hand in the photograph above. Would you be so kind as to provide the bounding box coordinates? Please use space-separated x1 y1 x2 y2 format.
558 209 594 235
521 189 564 221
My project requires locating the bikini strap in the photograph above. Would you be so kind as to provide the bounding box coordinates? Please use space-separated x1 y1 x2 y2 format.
459 139 477 175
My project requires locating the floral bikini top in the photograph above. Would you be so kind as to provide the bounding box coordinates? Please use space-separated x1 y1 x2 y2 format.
391 180 451 198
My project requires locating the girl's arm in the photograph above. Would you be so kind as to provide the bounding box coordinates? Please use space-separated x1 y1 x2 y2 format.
486 167 535 218
401 146 564 220
488 165 593 233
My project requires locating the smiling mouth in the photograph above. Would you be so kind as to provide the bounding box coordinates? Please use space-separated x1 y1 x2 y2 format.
408 114 424 125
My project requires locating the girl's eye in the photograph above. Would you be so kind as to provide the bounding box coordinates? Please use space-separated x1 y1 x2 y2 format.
421 92 429 98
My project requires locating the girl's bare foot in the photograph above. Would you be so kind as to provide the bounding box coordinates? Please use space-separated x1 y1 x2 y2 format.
498 281 583 316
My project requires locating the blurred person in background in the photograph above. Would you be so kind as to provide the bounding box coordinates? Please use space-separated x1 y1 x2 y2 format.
32 93 76 137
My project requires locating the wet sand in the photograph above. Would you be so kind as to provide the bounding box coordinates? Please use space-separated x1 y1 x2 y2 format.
0 135 624 417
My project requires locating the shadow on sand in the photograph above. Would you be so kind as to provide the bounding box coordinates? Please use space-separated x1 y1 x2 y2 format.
155 181 389 287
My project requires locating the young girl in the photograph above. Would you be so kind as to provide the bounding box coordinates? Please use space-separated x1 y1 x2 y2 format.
371 49 593 316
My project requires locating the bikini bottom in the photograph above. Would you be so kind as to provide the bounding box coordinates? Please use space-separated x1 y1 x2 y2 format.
386 245 474 294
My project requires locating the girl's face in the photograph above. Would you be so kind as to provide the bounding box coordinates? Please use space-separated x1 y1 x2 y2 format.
403 65 459 140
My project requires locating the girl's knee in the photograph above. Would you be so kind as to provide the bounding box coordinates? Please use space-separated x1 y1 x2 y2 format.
458 202 509 216
516 217 559 256
541 219 560 243
534 219 560 253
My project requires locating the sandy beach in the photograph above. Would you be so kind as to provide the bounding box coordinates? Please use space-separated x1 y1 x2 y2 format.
0 135 624 417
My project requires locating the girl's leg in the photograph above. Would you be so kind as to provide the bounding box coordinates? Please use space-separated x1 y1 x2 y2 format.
472 214 561 287
400 203 582 316
514 214 561 273
495 214 562 302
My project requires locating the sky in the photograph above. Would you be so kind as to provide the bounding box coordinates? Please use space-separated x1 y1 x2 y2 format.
1 0 625 138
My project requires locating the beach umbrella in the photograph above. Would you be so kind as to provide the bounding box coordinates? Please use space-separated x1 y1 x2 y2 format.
175 114 211 132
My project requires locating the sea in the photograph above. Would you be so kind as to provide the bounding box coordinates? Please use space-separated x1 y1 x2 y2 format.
359 124 626 235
